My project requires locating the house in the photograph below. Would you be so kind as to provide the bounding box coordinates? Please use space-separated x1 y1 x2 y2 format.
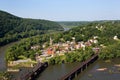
62 43 70 50
85 41 92 46
79 42 86 50
47 48 55 55
92 47 100 53
89 39 98 44
31 45 40 50
75 44 81 49
93 36 98 39
113 35 118 40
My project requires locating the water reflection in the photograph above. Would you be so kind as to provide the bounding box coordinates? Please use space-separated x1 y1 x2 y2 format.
37 59 120 80
74 58 120 80
37 62 80 80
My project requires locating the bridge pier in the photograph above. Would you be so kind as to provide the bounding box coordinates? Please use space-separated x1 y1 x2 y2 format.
60 53 99 80
68 76 71 80
81 67 83 72
76 68 81 75
82 64 86 71
75 71 78 78
86 64 87 69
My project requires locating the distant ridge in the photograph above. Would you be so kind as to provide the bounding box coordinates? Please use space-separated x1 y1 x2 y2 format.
0 10 64 46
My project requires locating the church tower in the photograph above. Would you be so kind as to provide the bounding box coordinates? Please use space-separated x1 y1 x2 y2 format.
50 37 53 46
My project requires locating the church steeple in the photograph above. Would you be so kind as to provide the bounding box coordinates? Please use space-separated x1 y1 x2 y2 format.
50 37 53 46
72 37 76 44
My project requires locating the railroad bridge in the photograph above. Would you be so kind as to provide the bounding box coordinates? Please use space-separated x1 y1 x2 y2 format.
18 62 48 80
60 48 100 80
17 48 99 80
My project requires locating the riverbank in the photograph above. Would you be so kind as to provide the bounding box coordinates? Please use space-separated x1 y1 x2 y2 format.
0 41 19 71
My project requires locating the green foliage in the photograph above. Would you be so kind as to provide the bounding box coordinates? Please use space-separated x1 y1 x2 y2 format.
5 33 53 61
61 21 120 44
48 56 63 65
65 47 94 63
0 10 64 46
99 41 120 59
6 20 120 62
0 72 11 80
48 47 94 65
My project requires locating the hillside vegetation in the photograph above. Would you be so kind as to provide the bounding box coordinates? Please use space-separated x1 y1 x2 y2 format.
0 10 64 46
64 21 120 44
6 20 120 61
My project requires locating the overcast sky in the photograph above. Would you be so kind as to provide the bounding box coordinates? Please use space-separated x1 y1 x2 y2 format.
0 0 120 21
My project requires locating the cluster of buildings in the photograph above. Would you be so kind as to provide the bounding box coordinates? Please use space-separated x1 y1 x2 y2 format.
31 36 98 62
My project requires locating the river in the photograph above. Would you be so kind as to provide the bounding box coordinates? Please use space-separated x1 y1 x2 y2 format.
37 58 120 80
0 42 120 80
0 42 18 71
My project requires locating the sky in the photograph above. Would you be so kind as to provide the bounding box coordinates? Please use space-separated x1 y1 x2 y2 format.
0 0 120 21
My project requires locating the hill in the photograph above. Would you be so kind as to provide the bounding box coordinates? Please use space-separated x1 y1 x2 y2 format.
59 20 120 45
58 21 90 29
0 10 64 46
6 20 120 61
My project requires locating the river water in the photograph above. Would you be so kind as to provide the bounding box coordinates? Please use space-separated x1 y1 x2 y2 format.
74 58 120 80
37 58 120 80
37 62 80 80
0 42 18 71
0 43 120 80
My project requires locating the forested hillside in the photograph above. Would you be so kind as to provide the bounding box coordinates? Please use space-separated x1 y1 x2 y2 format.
6 20 120 61
0 10 64 46
63 21 120 45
